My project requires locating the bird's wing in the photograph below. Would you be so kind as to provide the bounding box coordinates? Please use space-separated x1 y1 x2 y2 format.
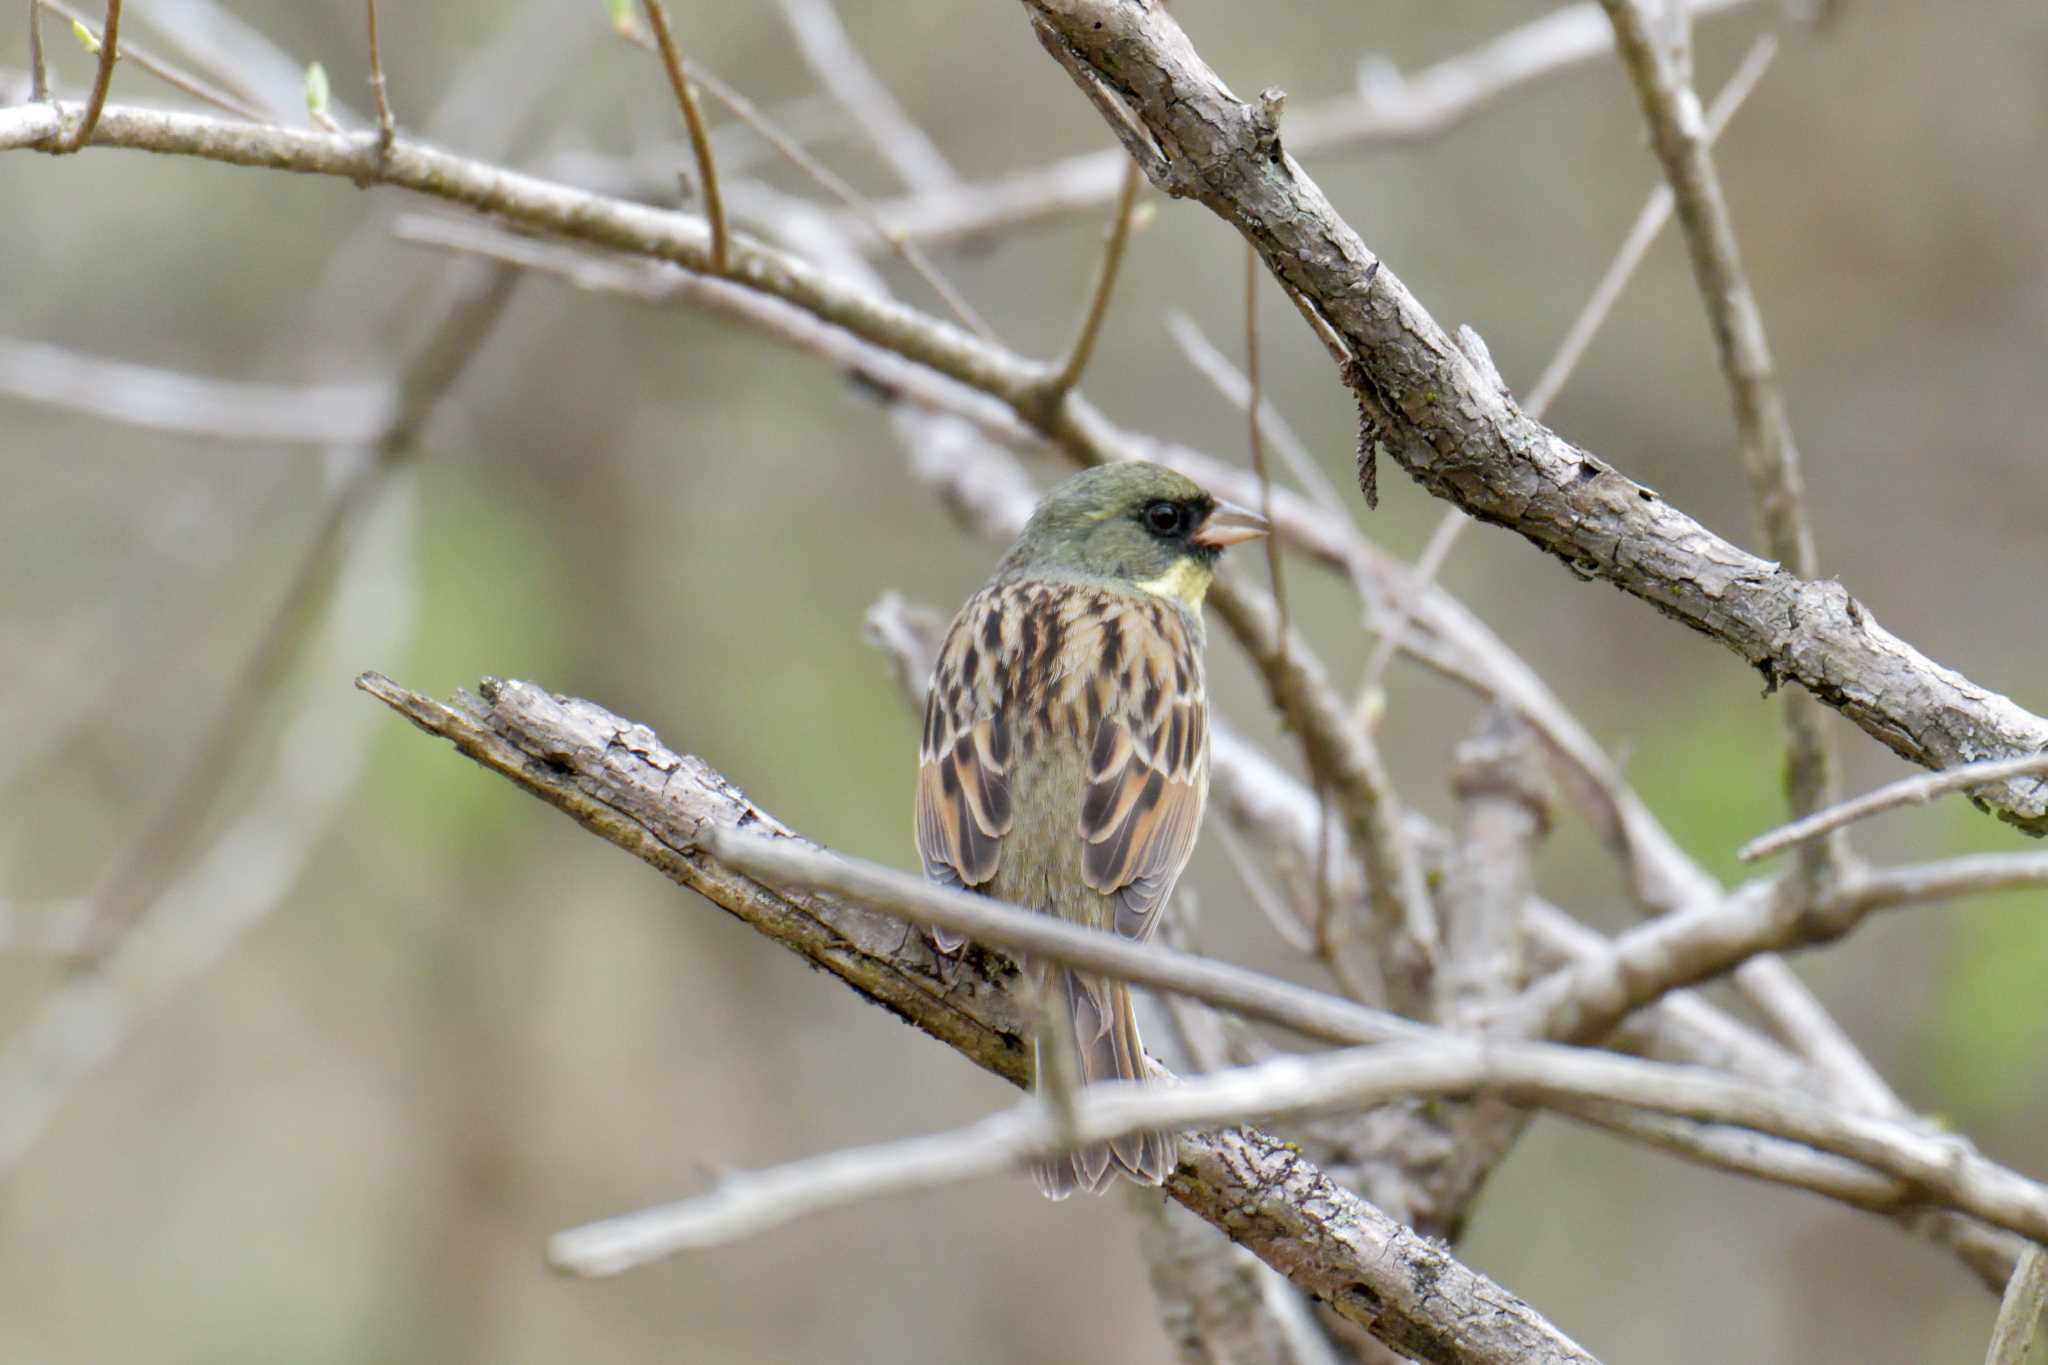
1076 596 1208 943
915 587 1015 891
916 583 1207 948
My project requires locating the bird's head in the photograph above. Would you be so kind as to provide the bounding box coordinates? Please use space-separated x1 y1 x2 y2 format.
997 462 1271 608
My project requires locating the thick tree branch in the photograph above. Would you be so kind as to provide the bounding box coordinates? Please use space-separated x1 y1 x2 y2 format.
1009 0 2048 835
357 673 1596 1364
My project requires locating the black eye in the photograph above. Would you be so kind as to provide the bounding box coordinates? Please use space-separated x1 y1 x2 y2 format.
1142 500 1185 536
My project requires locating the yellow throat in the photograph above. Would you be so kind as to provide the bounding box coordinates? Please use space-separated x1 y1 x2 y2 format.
1132 558 1214 608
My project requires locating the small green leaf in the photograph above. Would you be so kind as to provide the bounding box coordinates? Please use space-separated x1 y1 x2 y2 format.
70 19 100 54
604 0 636 36
305 60 331 114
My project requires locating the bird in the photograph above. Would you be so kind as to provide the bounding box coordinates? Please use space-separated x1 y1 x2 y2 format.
915 461 1270 1197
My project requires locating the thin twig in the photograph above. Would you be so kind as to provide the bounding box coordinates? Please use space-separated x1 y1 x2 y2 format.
27 0 48 101
1508 853 2048 1048
0 334 395 442
775 0 956 194
862 0 1765 249
1213 817 1316 954
615 26 996 340
700 824 1422 1049
1355 35 1777 710
1530 33 1776 414
36 0 262 120
1987 1244 2048 1365
1039 159 1142 402
364 0 394 151
56 0 119 151
637 0 725 274
65 268 520 961
1206 579 1440 1017
1160 309 1344 510
1741 752 2048 862
1244 241 1290 650
1598 0 1839 864
547 1035 2048 1276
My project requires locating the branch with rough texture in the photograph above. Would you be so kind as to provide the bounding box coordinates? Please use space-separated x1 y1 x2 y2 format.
357 673 1597 1364
1010 0 2048 835
362 675 2048 1296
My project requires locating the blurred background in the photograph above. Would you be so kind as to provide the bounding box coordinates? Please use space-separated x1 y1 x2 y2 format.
2 1 2045 1360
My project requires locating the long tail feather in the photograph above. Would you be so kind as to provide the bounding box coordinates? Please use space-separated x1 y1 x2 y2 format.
1031 969 1174 1197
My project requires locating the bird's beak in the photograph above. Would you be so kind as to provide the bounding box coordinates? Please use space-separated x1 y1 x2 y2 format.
1190 499 1272 549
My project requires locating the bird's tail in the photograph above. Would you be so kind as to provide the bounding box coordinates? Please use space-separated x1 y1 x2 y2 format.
1032 968 1175 1199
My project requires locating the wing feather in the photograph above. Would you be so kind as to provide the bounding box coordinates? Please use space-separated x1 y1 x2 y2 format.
1077 605 1208 943
916 591 1017 891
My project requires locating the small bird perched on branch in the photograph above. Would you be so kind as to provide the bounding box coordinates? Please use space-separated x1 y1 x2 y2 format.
916 462 1269 1196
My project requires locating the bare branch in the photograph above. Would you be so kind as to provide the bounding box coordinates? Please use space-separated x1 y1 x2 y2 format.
863 0 1765 249
1742 753 2048 863
1988 1245 2048 1365
697 824 1421 1049
1597 0 1839 857
547 1033 2048 1268
357 673 1596 1364
1441 708 1549 1023
0 335 395 442
66 266 517 960
0 479 419 1175
34 0 262 120
637 0 726 274
364 0 393 150
1160 309 1344 510
1208 580 1441 1017
1242 242 1292 649
1525 33 1776 415
775 0 956 193
609 27 996 341
1359 35 1775 716
1509 853 2048 1049
120 0 317 123
1038 160 1142 402
13 102 2048 843
1003 0 2048 835
55 0 119 151
27 0 47 100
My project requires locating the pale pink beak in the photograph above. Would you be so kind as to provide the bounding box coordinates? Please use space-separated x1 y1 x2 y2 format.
1190 498 1271 549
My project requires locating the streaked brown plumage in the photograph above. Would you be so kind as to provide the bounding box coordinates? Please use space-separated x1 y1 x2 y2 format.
915 462 1267 1197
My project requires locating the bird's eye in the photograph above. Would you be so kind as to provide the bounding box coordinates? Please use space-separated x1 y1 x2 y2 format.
1142 500 1185 536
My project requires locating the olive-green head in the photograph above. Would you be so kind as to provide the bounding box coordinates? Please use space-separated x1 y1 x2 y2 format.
995 462 1270 607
